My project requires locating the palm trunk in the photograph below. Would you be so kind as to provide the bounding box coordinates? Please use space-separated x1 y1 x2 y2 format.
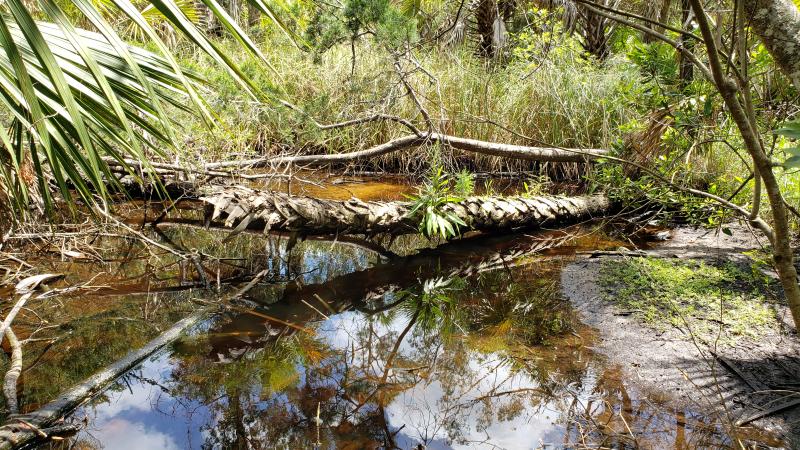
643 0 672 43
200 185 610 237
577 0 618 60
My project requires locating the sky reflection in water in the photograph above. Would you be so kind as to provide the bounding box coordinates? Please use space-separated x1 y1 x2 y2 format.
57 232 759 449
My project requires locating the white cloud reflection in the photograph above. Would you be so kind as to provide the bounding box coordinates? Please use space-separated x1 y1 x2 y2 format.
318 311 596 449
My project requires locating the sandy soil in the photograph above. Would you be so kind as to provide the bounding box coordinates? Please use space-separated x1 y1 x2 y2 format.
562 224 800 447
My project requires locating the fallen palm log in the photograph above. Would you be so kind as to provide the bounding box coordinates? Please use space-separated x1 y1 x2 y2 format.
0 265 276 449
199 185 610 237
205 133 608 169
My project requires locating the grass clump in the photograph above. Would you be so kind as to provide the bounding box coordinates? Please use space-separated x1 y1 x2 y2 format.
172 32 642 174
598 257 780 341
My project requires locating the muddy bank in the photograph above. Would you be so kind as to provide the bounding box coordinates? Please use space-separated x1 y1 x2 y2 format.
563 224 800 447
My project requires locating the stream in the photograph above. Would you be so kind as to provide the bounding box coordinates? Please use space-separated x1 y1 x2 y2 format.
2 176 785 449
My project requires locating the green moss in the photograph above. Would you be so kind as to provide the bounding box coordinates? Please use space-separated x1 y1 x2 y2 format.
598 257 780 342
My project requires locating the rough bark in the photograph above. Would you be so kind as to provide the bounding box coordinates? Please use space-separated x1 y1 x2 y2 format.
2 328 21 415
472 0 516 57
678 0 694 88
577 0 620 60
204 133 608 169
199 185 611 237
742 0 800 88
643 0 672 43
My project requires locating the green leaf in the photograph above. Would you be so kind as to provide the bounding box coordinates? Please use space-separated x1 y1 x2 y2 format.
776 122 800 140
782 154 800 169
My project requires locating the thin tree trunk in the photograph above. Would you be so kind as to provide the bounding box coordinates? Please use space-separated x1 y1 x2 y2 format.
690 0 800 328
678 0 694 88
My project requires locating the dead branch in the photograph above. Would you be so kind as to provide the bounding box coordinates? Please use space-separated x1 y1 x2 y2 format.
205 132 609 169
2 328 21 415
0 312 208 450
0 274 62 340
0 260 281 449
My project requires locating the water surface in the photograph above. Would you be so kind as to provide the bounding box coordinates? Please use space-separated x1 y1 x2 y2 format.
20 229 782 449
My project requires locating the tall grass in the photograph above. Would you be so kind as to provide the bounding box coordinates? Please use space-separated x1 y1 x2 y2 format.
173 32 643 175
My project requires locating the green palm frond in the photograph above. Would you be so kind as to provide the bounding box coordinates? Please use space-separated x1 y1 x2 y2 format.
0 11 200 213
396 0 446 17
0 0 291 221
141 0 199 24
123 0 200 43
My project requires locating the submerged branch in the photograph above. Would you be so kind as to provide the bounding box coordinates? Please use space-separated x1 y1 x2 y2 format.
0 313 208 449
0 259 279 449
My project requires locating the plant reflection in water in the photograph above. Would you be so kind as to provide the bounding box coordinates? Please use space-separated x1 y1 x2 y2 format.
42 230 780 449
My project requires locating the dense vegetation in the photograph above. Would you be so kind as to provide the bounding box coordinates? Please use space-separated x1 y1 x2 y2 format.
6 0 799 323
1 1 800 447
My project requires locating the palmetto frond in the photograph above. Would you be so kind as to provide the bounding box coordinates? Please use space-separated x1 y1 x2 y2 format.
0 0 289 219
125 0 201 43
0 15 202 214
467 0 517 57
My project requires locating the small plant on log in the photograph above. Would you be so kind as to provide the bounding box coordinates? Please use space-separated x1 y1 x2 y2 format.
406 166 467 239
454 169 476 197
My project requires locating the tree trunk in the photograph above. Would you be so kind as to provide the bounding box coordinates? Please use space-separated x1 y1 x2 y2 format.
577 0 619 60
643 0 672 43
204 133 608 170
678 0 694 88
742 0 800 88
690 0 800 328
199 185 611 237
473 0 515 57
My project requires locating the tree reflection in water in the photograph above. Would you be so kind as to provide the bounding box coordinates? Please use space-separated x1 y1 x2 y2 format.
51 232 773 449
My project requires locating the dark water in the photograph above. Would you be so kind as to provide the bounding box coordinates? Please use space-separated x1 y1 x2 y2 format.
8 224 777 450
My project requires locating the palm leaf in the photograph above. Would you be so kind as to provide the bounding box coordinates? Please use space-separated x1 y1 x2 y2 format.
0 6 204 217
0 0 293 220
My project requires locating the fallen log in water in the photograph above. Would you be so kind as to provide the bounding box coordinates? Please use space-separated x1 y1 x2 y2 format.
0 266 275 449
199 185 611 237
